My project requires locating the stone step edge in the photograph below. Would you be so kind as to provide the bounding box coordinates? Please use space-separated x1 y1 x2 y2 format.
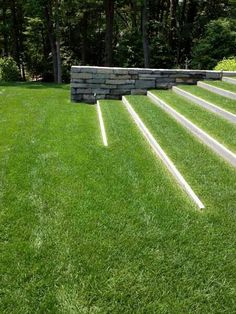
172 86 236 124
147 91 236 169
222 77 236 85
96 101 108 147
197 81 236 100
122 96 205 210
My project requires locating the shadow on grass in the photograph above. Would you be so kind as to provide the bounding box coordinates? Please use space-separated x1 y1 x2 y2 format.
0 81 69 90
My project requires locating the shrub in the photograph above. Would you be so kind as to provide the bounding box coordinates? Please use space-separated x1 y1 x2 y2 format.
0 57 20 81
191 18 236 70
214 57 236 71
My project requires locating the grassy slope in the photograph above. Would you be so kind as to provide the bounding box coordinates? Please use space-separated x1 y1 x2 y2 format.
178 85 236 114
151 90 236 153
127 95 236 312
0 83 195 313
127 95 236 210
205 80 236 93
1 83 236 313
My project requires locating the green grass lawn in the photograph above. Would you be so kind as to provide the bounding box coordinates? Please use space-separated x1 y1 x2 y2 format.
151 90 236 153
178 85 236 114
205 80 236 93
1 83 236 313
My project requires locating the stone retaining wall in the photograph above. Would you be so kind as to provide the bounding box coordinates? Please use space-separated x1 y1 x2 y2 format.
71 66 236 103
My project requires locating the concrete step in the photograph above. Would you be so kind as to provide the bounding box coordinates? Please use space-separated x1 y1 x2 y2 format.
197 81 236 100
147 91 236 168
122 95 205 209
222 77 236 85
172 86 236 124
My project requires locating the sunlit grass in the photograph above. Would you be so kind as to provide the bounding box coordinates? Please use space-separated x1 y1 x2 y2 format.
151 90 236 153
1 84 236 313
205 80 236 93
178 85 236 114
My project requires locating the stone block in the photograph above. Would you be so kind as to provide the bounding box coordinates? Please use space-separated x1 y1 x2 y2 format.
86 78 106 84
95 94 107 100
156 77 175 83
106 95 120 100
71 83 88 88
155 83 170 89
176 78 195 84
205 72 221 79
83 94 96 102
93 73 112 79
138 74 156 79
106 79 135 85
128 69 139 75
109 74 132 80
71 66 82 73
76 88 92 94
115 84 135 89
110 89 130 95
96 68 114 74
135 80 155 88
101 84 117 89
72 83 109 89
93 89 110 95
72 73 93 79
80 67 98 73
71 79 85 84
113 69 130 75
131 89 147 95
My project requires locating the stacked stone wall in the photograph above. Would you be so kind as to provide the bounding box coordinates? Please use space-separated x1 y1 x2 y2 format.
71 66 236 103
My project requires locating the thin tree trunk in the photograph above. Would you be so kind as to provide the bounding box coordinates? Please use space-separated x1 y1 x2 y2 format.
10 0 20 67
44 2 58 82
55 0 62 83
2 5 9 56
177 0 187 65
130 0 137 29
141 0 150 68
169 0 177 52
81 11 88 65
104 0 114 66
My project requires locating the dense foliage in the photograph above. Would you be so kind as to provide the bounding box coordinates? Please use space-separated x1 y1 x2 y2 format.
0 57 20 81
214 57 236 71
0 0 235 82
192 18 236 70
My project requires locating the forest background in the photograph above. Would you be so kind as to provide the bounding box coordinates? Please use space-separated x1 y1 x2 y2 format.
0 0 236 83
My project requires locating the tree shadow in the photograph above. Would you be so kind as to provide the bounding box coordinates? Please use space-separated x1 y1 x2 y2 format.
0 82 69 90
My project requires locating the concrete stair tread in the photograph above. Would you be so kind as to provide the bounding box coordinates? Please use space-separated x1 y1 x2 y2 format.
172 86 236 124
197 81 236 100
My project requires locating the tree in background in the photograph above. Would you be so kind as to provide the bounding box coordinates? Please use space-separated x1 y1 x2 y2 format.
0 0 235 82
191 18 236 69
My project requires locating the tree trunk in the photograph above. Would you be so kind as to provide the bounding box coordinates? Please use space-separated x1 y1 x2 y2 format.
141 0 150 68
44 2 58 82
2 4 9 56
81 11 88 65
169 0 177 52
55 0 62 83
130 0 137 29
177 0 187 65
104 0 114 67
10 0 20 67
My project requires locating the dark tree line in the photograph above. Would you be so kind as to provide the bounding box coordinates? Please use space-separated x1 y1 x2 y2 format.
0 0 235 82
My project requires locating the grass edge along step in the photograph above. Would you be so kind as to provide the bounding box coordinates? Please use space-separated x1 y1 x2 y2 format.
222 77 236 85
96 100 108 146
122 96 205 210
197 81 236 100
172 86 236 124
147 91 236 168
